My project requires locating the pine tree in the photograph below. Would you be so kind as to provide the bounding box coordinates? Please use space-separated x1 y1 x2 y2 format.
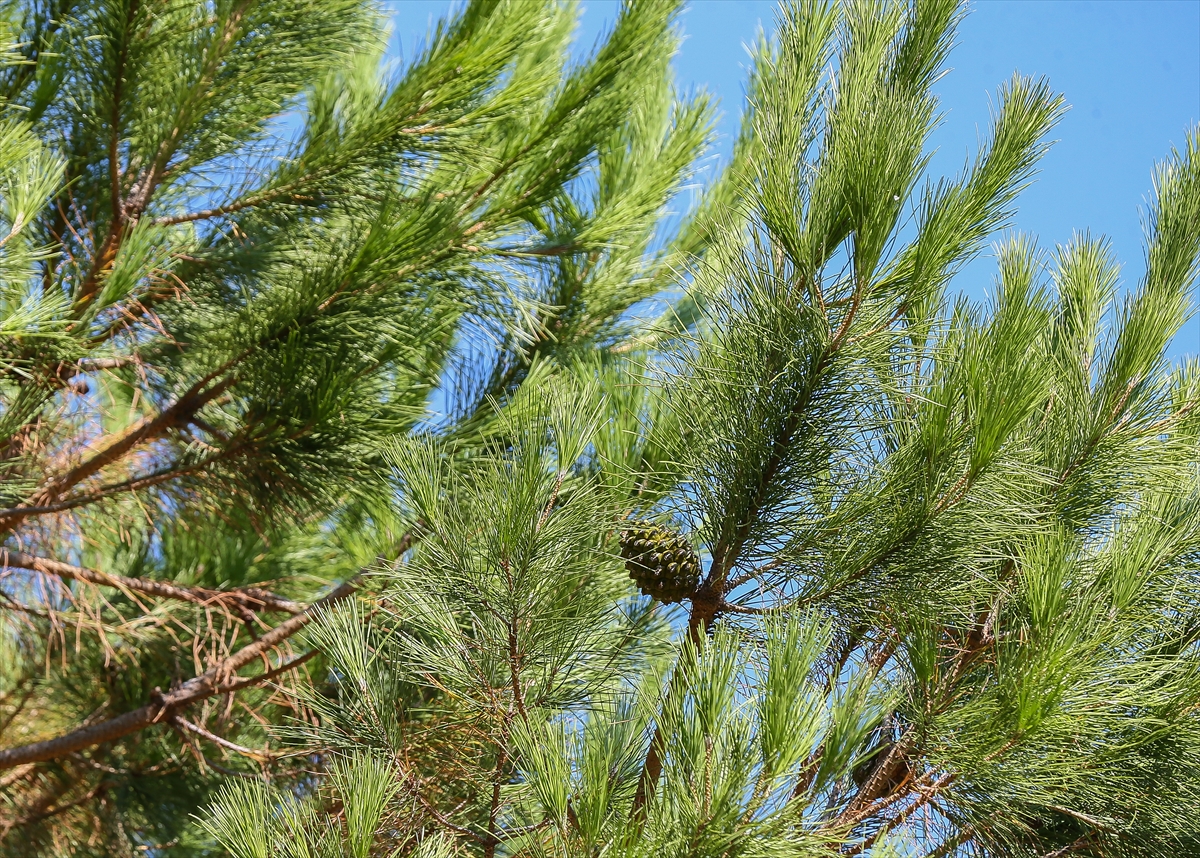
201 1 1200 856
0 0 715 853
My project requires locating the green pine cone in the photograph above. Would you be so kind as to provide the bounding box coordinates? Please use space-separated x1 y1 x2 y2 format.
618 520 701 604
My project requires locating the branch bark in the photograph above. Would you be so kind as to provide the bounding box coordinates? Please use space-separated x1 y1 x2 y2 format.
0 577 355 770
0 549 302 614
0 531 416 771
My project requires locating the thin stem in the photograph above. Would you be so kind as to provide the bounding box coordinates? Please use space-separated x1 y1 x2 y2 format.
0 578 356 769
170 715 275 761
1 549 302 614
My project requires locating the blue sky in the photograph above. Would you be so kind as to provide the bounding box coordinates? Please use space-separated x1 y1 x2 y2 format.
387 0 1200 355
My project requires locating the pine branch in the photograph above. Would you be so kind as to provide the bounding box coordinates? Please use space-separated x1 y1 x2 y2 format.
0 373 236 528
0 549 302 614
0 531 414 770
0 446 240 523
4 778 113 832
107 0 136 228
0 577 355 770
631 618 707 817
1043 834 1100 858
219 648 319 695
925 824 977 858
74 0 141 309
78 0 255 309
170 715 276 761
633 316 844 819
151 189 295 227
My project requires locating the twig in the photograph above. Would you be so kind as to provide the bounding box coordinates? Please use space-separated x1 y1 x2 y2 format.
171 715 275 761
0 578 355 770
1 549 302 614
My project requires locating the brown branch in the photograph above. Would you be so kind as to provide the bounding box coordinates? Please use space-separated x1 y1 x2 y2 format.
1044 805 1116 834
0 549 302 614
151 184 321 227
631 600 717 817
171 715 275 761
0 531 417 771
829 277 865 350
536 471 566 534
506 620 528 724
0 368 238 534
846 772 955 854
0 777 68 838
0 588 51 618
493 243 579 259
483 744 507 858
219 648 319 694
76 357 135 372
792 747 823 799
0 446 238 522
9 780 112 830
120 0 253 225
152 196 267 227
108 1 134 228
726 557 786 591
77 0 255 310
170 721 263 780
1043 834 1100 858
0 763 35 792
838 721 911 821
73 0 140 309
0 688 34 738
398 766 487 845
0 577 357 770
925 824 976 858
49 372 235 492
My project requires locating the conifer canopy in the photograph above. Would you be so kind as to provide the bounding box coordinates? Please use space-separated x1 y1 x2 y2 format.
2 1 1200 857
0 0 714 850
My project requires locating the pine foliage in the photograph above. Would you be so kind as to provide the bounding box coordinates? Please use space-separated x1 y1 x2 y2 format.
202 1 1200 856
3 0 1199 855
0 0 715 852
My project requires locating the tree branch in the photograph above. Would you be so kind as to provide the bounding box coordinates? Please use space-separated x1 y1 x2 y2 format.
73 0 140 309
0 369 238 534
925 824 976 858
0 577 356 770
0 549 302 614
631 608 714 818
77 0 255 309
171 714 275 761
0 447 238 523
219 648 319 694
0 531 416 770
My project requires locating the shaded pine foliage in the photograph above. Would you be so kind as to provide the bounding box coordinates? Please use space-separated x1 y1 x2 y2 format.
0 0 716 853
201 1 1200 857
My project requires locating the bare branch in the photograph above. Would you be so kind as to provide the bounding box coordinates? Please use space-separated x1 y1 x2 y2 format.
171 715 275 761
1 549 302 614
0 577 356 770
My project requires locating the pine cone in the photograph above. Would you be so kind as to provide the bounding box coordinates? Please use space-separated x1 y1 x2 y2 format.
618 520 701 604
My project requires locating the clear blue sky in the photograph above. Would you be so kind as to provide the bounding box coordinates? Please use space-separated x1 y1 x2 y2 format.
387 0 1200 355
